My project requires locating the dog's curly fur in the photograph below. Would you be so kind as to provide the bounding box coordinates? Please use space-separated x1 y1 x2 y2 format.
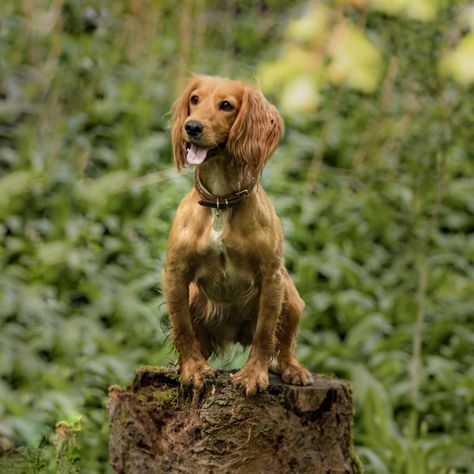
163 75 311 395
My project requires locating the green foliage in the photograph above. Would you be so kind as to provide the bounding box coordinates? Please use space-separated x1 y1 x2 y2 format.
55 418 82 474
267 2 474 472
0 1 473 473
0 447 47 474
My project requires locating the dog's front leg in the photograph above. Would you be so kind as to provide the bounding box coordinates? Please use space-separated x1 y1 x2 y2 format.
234 269 284 396
163 266 215 388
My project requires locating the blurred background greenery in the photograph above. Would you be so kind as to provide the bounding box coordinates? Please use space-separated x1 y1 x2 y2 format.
0 0 473 472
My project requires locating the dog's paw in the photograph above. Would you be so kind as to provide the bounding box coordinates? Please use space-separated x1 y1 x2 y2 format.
281 363 313 386
180 357 215 388
233 362 269 396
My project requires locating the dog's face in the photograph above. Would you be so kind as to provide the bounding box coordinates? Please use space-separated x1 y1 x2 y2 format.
172 75 283 180
183 77 245 165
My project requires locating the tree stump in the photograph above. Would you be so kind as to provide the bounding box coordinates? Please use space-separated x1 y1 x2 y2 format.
108 366 361 474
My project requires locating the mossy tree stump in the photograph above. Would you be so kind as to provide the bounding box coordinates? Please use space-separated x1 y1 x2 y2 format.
108 366 361 473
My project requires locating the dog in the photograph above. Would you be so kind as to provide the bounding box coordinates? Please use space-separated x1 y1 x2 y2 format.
163 75 312 395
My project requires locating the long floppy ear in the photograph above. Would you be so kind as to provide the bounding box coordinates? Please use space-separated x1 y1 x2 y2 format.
226 86 284 180
171 77 201 170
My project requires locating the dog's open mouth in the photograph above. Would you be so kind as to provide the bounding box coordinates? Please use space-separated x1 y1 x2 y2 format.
186 143 224 165
186 143 209 165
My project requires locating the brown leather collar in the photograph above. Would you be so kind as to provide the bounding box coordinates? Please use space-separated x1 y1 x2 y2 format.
194 169 256 210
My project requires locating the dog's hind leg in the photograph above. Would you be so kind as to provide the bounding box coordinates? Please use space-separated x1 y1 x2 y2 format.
272 270 312 385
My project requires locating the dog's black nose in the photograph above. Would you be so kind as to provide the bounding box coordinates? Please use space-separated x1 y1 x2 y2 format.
185 120 204 137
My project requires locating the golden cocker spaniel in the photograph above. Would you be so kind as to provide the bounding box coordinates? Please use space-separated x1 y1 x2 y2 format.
163 75 312 395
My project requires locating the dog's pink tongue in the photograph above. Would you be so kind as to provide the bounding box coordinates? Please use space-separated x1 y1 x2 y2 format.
186 144 208 165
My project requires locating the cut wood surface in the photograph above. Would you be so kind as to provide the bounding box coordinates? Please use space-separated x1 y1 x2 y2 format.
108 366 361 474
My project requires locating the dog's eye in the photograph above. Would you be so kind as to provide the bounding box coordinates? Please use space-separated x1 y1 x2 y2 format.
219 100 234 111
190 95 199 105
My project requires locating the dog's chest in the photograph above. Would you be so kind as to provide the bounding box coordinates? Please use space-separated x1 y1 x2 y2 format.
207 209 237 277
194 210 257 304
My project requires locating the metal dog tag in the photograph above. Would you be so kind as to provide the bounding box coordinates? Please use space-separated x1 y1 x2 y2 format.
212 211 224 232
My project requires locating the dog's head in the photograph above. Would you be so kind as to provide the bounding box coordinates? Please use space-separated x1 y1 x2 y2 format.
171 75 283 180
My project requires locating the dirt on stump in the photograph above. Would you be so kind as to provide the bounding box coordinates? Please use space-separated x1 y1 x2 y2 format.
108 366 361 474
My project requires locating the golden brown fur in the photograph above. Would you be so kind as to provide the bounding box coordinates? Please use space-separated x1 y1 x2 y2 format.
163 75 312 395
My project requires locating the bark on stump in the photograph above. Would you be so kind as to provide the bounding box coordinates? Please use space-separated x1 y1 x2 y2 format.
108 366 361 474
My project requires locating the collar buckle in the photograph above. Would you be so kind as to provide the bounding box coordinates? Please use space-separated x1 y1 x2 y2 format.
235 189 250 197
